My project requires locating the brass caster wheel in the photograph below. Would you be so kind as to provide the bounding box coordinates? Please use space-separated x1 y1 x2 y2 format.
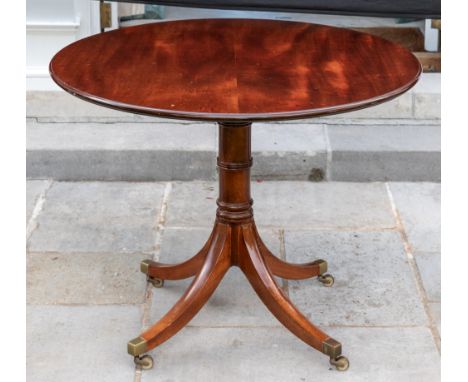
148 276 164 288
330 355 349 371
318 274 334 287
134 355 154 370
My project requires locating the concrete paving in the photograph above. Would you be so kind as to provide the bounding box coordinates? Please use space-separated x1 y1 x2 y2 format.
26 180 440 381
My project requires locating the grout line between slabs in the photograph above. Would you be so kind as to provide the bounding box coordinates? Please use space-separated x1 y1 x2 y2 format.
134 181 172 381
141 181 173 329
26 179 53 241
134 369 142 382
153 182 173 263
385 183 441 353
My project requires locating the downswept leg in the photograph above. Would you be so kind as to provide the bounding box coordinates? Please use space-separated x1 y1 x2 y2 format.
240 225 349 371
128 224 232 363
253 226 334 286
140 231 213 286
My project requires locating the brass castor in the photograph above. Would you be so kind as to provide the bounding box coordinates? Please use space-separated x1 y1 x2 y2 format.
330 355 349 371
318 274 334 287
148 276 164 288
134 354 154 370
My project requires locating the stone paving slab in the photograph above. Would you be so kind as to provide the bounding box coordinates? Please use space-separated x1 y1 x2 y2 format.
148 228 283 328
164 181 217 227
415 252 441 302
328 124 440 181
285 230 427 326
140 327 440 382
165 181 395 229
27 252 148 305
27 305 141 382
389 182 441 253
250 181 397 231
26 180 50 224
28 182 166 254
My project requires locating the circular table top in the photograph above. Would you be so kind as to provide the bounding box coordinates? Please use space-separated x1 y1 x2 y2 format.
50 19 421 122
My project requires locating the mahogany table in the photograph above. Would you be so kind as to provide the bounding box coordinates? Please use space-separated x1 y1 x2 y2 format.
50 18 421 372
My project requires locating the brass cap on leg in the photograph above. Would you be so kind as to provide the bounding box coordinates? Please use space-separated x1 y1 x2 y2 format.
322 337 342 359
140 259 152 275
128 336 148 356
317 259 328 275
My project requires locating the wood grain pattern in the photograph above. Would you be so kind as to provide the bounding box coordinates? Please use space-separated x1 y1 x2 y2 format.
50 19 421 122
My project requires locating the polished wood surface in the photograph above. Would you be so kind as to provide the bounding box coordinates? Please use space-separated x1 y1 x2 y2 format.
50 19 421 122
131 123 343 367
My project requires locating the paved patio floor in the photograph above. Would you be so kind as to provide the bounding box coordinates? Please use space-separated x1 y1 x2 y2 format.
26 180 440 382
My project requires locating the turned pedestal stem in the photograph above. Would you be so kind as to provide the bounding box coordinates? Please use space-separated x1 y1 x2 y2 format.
216 122 253 224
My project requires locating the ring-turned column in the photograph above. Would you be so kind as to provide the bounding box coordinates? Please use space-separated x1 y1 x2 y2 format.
216 122 253 225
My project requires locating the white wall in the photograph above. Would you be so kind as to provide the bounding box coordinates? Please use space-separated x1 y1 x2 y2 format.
26 0 102 90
